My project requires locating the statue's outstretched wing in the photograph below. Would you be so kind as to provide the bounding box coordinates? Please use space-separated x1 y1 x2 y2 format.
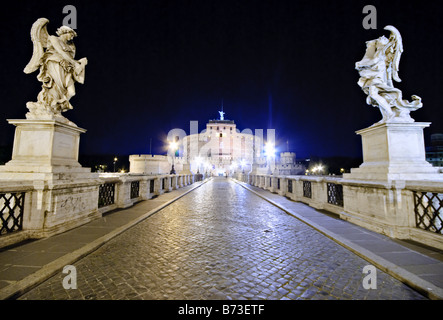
384 25 403 83
24 18 50 74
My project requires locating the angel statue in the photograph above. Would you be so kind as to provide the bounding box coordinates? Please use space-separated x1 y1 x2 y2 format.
356 25 422 124
24 18 87 123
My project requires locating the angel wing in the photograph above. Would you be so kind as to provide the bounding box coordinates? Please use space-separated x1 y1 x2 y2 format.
384 25 404 83
23 18 50 74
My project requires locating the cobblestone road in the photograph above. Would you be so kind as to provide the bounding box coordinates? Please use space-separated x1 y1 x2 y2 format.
20 178 426 300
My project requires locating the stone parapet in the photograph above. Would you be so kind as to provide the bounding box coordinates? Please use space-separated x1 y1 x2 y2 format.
0 172 205 249
238 173 443 251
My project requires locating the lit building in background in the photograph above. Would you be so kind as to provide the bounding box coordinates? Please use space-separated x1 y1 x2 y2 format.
129 111 305 176
181 116 259 175
277 152 306 176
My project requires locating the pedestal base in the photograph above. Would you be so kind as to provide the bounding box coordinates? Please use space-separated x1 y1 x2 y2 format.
345 122 443 181
0 119 92 181
0 119 100 246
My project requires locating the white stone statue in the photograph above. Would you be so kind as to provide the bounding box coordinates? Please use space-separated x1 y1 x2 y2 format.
24 18 87 122
356 25 422 124
219 110 225 120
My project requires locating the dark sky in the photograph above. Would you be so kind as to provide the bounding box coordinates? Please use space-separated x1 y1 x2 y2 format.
1 0 442 159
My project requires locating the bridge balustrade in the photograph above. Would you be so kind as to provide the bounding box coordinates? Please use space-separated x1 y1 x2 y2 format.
237 173 443 250
0 172 205 248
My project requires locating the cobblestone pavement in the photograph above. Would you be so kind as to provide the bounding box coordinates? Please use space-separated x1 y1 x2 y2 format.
20 178 426 300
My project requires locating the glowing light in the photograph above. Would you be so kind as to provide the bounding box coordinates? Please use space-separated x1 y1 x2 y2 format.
169 141 178 150
311 164 324 175
265 143 275 157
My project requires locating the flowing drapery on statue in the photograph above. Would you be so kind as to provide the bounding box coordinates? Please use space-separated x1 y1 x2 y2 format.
24 18 87 123
356 25 422 124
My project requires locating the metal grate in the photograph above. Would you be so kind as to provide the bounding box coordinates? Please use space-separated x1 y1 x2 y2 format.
414 191 443 234
161 178 165 190
288 180 293 193
327 183 344 207
277 178 280 190
130 181 140 199
303 181 312 198
98 183 115 208
150 179 154 193
0 192 25 236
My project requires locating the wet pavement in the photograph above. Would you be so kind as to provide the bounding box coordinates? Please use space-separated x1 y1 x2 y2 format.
17 177 426 300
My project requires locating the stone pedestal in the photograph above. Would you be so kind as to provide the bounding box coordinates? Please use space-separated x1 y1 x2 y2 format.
0 119 92 181
341 121 443 244
345 122 442 181
0 119 100 244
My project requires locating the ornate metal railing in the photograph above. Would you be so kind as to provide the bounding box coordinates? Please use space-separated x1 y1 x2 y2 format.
130 181 140 199
98 182 115 208
414 191 443 235
0 192 25 236
327 183 344 207
303 181 312 198
287 179 293 193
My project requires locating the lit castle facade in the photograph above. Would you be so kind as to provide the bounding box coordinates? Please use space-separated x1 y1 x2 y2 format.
130 111 305 176
182 115 257 175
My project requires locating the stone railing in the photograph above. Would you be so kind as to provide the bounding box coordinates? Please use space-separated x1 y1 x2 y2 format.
96 172 198 214
0 172 204 249
235 172 443 250
0 183 34 247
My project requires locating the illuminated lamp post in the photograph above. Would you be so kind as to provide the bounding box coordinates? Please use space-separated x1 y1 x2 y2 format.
113 157 118 172
311 164 324 176
169 141 178 174
195 156 202 174
265 142 276 174
240 159 247 173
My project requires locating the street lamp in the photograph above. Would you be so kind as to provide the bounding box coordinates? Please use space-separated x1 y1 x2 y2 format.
205 162 212 176
230 161 238 175
265 142 275 174
113 157 118 172
195 156 202 174
169 141 178 174
311 164 324 176
265 143 275 158
240 159 247 173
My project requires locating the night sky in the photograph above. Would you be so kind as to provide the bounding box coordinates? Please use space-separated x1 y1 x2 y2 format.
1 0 442 160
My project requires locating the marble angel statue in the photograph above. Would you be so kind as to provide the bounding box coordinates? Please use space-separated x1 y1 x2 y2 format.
356 25 422 124
24 18 87 120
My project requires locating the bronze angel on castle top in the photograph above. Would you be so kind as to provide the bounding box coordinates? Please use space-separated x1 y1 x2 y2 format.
24 18 87 122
